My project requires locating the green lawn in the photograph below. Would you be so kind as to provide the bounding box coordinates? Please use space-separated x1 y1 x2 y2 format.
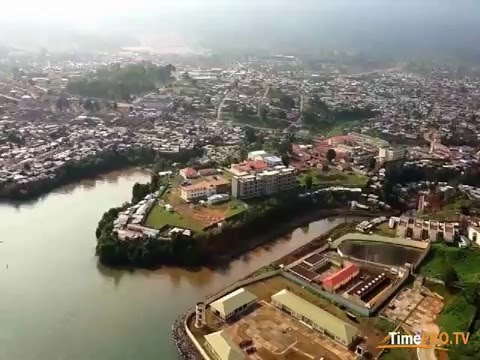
144 205 204 232
425 283 476 334
299 168 368 188
224 199 248 218
380 348 416 360
420 244 480 284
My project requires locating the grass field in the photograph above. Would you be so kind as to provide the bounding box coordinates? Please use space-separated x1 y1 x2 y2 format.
375 223 398 238
299 168 368 188
425 282 476 334
225 199 248 217
380 348 417 360
144 199 247 232
144 205 204 232
420 243 480 284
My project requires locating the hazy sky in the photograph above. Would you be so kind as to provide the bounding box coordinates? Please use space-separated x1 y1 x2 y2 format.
1 0 479 58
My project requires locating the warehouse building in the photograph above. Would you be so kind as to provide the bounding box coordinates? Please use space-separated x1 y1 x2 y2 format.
209 288 257 320
204 330 245 360
271 289 359 347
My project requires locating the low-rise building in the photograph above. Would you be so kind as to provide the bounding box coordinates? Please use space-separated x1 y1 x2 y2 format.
209 288 257 320
271 289 359 347
204 330 245 360
322 263 360 292
467 226 480 246
179 167 199 180
180 176 230 202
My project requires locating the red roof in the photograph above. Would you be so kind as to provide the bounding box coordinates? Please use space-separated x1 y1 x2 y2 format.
322 263 359 288
180 167 198 178
234 160 269 173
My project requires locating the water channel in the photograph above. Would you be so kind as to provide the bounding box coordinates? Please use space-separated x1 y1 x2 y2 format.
0 168 358 360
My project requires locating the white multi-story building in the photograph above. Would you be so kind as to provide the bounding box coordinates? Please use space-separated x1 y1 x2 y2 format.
378 146 406 162
231 166 297 199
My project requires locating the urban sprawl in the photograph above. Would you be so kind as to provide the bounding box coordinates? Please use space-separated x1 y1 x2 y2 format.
2 52 480 360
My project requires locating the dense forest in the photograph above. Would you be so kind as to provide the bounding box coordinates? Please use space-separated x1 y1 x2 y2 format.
67 63 176 101
302 94 377 131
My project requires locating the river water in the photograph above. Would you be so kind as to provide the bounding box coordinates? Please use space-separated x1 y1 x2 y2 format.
0 169 356 360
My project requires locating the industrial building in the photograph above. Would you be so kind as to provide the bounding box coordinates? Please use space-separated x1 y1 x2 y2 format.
271 289 359 347
204 330 245 360
209 288 257 320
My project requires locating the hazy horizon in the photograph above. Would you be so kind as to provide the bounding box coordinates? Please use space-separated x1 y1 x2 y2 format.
1 0 479 61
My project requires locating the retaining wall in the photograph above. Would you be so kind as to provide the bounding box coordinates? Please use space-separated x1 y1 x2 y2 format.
281 271 371 316
331 233 430 250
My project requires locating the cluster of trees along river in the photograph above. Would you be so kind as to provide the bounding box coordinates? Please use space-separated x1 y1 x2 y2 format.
95 173 364 268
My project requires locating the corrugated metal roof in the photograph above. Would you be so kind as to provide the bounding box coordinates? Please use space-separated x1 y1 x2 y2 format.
210 288 257 317
271 289 358 344
204 330 245 360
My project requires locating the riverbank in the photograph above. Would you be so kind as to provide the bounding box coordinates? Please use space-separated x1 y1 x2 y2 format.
171 220 360 360
2 168 367 360
211 208 391 265
0 146 202 202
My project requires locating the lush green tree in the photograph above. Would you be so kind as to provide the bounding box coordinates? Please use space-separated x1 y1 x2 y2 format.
304 174 313 190
150 172 160 192
443 263 460 289
326 149 336 163
259 105 268 121
245 127 257 144
67 63 175 100
230 102 239 117
204 95 212 105
449 331 480 360
56 95 70 111
279 93 296 109
132 182 150 203
239 147 248 161
83 98 94 112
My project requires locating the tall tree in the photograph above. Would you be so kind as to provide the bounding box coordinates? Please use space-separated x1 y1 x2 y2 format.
245 127 257 144
304 174 313 190
326 149 336 163
259 105 268 121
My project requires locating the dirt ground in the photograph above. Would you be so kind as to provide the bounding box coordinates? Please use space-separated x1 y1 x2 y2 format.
226 301 355 360
382 286 444 332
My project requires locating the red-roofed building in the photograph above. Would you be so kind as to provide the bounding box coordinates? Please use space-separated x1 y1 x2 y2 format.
180 167 199 180
231 160 269 175
322 263 359 292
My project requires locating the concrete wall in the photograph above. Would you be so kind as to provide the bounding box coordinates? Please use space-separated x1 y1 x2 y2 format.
184 270 281 360
331 233 430 250
281 271 371 316
184 319 213 360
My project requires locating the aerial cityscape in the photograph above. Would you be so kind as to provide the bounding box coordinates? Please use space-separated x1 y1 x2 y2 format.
1 1 480 360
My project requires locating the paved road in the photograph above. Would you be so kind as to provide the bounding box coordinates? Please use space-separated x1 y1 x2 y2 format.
216 90 230 121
